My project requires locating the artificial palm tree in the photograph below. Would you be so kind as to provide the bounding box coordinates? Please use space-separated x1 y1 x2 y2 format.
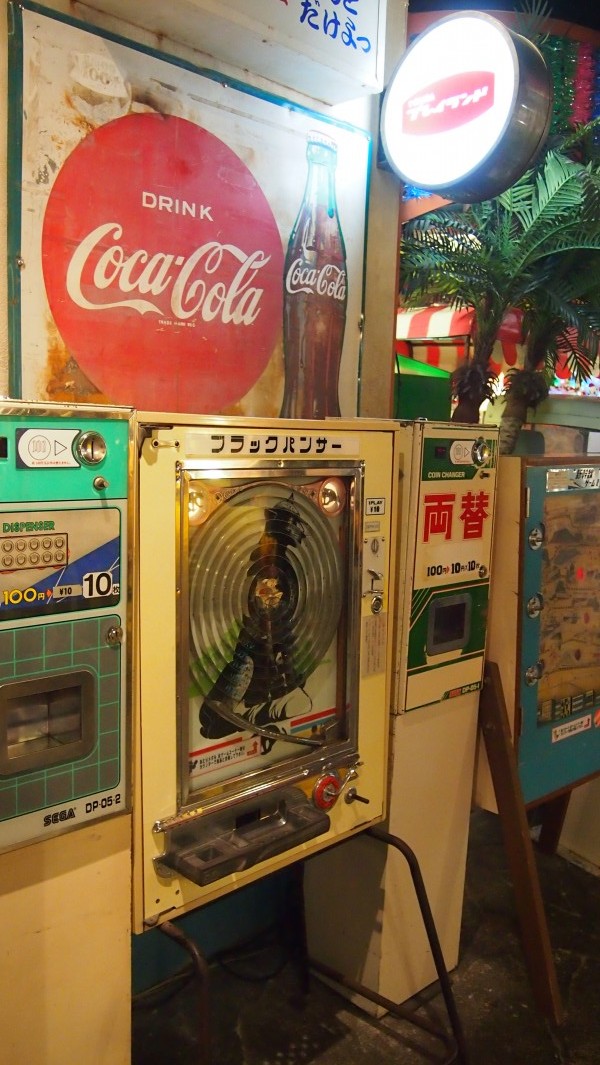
500 248 600 451
399 128 600 446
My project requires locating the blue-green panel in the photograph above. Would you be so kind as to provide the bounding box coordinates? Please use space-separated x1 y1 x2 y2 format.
0 616 122 821
518 464 600 803
0 413 130 501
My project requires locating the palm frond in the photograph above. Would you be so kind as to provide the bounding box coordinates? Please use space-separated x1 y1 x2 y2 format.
552 118 600 160
498 151 586 233
514 0 553 43
513 225 600 274
531 251 600 301
399 135 600 410
543 345 557 380
555 330 596 382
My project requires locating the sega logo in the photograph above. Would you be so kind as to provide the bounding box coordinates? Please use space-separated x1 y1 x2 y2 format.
43 807 76 827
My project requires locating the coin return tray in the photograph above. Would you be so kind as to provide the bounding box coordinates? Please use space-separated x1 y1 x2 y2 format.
156 787 330 886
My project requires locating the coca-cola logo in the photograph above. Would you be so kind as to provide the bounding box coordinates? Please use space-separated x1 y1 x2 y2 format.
402 72 495 135
42 113 284 412
285 260 346 301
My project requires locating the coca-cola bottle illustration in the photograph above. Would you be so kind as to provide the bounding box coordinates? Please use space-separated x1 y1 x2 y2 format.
280 131 347 419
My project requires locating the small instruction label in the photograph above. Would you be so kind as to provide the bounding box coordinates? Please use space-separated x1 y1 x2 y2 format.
16 428 79 469
366 497 385 516
449 440 475 465
552 715 592 743
362 612 387 676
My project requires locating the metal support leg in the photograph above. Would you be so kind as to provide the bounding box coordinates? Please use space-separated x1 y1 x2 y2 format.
310 826 469 1065
159 920 212 1065
155 826 468 1065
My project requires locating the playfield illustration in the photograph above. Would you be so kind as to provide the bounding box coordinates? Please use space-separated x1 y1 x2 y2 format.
537 490 600 723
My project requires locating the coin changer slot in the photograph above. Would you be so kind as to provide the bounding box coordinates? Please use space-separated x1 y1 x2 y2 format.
0 670 95 776
426 593 472 656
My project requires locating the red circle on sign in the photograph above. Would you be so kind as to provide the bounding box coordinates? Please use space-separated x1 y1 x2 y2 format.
42 113 284 412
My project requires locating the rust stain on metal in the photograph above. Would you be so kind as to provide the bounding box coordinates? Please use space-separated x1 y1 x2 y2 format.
44 316 108 405
223 334 283 418
64 91 96 137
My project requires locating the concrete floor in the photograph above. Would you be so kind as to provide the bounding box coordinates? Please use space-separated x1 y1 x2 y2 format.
132 809 600 1065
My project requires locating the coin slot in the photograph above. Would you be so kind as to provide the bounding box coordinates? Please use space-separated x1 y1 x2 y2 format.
236 808 260 831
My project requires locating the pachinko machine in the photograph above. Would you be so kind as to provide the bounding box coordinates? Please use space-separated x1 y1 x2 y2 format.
132 413 399 930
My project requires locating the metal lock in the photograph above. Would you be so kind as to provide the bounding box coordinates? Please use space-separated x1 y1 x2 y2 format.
371 593 383 614
526 594 544 619
528 525 545 551
525 660 544 686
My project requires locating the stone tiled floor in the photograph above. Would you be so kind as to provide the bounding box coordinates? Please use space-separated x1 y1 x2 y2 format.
133 810 600 1065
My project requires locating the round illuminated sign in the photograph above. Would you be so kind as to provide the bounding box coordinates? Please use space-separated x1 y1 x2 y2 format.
381 12 553 202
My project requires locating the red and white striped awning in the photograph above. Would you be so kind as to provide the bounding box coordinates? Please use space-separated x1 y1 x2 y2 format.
396 304 474 341
396 304 525 375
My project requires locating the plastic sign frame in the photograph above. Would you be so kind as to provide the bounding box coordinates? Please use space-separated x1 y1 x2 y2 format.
381 11 553 203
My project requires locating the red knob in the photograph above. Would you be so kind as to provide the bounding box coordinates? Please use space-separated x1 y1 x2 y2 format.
313 772 341 810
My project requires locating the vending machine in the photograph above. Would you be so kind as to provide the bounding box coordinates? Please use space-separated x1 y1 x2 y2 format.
476 453 600 811
0 401 131 848
305 421 498 1007
132 413 399 932
0 401 133 1065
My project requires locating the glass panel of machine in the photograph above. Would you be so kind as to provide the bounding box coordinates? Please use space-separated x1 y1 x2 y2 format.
179 470 355 807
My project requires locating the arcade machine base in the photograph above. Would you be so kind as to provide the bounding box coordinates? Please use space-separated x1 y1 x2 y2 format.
305 422 498 1008
0 816 131 1065
304 690 478 1008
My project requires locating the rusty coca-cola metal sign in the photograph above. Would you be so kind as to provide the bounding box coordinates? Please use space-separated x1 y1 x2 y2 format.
41 114 283 413
10 3 370 417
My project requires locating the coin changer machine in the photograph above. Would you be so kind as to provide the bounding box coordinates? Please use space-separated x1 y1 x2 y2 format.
0 401 132 1065
132 413 399 932
305 421 499 1007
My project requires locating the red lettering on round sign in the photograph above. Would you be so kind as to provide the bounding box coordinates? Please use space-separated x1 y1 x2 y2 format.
42 113 284 413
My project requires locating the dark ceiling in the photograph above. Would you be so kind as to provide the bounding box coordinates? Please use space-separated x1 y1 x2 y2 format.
407 1 600 33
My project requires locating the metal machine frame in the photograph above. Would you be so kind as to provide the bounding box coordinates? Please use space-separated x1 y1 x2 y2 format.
132 413 399 931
